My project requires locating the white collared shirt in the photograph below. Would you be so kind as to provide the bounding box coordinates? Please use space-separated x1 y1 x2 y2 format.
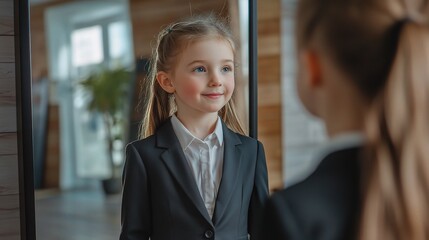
171 114 224 219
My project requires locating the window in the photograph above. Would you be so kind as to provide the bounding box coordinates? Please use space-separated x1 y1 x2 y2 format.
71 25 104 67
108 21 128 59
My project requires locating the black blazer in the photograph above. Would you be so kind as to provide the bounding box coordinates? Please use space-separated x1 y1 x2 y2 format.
258 147 361 240
120 119 269 240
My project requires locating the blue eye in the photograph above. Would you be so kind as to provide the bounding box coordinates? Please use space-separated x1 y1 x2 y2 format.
222 66 233 72
193 66 206 72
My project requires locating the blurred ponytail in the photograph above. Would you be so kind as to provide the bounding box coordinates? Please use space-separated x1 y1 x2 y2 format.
295 0 429 238
360 20 429 240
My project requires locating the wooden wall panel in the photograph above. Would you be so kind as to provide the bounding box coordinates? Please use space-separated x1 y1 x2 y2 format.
0 133 17 155
29 3 48 80
0 106 17 132
0 36 14 62
258 84 281 106
0 63 16 132
0 0 21 238
0 155 20 194
44 105 60 188
0 0 13 35
129 0 229 58
258 0 283 191
258 0 281 20
0 190 20 240
258 55 281 83
0 63 15 95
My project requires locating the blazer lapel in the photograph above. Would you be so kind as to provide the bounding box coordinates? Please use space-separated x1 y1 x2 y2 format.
212 123 242 225
157 120 213 226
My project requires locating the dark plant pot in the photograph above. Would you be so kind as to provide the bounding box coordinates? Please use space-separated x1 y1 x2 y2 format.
101 178 122 195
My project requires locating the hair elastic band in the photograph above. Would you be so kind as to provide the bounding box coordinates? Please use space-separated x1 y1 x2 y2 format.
390 17 412 46
396 17 412 30
383 16 412 83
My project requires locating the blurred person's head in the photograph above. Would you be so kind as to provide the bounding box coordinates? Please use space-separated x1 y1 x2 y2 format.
295 0 429 239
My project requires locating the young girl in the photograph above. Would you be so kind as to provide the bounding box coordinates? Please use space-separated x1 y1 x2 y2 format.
120 15 268 240
259 0 429 239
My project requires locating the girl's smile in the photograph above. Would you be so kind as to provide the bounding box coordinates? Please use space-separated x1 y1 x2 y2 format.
202 92 224 99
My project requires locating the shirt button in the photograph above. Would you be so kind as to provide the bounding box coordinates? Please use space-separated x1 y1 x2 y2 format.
204 230 214 239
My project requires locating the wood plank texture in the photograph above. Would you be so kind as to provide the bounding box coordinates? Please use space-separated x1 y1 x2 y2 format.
0 155 20 240
0 63 16 132
0 36 14 62
0 63 15 101
257 0 283 191
0 0 21 239
29 3 49 80
0 62 15 85
44 105 60 188
0 133 17 155
129 0 228 57
258 55 281 84
0 106 17 132
0 155 19 195
258 0 281 20
0 0 13 35
0 193 20 240
258 82 282 108
258 34 281 57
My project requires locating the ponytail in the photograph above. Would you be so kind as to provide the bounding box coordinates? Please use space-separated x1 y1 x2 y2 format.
360 21 429 240
139 56 176 139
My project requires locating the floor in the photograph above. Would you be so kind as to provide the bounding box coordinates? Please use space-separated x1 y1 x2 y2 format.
35 188 121 240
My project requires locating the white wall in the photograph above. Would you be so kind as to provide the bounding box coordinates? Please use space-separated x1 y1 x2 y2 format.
281 0 328 187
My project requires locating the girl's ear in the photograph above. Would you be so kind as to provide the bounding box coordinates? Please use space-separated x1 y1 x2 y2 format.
156 71 175 93
296 49 323 117
302 50 323 88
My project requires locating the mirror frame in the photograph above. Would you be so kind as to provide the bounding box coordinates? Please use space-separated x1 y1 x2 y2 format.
17 0 36 239
249 0 258 139
18 0 258 239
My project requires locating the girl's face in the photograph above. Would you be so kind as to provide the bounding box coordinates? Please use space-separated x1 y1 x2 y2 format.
163 38 235 117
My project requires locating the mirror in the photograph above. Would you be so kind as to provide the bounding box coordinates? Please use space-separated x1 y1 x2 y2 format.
26 0 256 239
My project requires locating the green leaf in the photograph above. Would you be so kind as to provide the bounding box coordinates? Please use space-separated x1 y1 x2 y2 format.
79 67 131 116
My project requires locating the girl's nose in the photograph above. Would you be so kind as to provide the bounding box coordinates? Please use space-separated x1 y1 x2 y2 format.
209 73 222 87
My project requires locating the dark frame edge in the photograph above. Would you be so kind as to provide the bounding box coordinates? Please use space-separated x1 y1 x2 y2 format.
14 0 36 239
249 0 258 139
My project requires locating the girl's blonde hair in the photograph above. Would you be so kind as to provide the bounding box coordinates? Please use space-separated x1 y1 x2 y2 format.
296 0 429 239
139 14 245 139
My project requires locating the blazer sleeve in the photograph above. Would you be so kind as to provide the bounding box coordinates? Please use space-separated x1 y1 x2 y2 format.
248 141 269 239
120 143 151 240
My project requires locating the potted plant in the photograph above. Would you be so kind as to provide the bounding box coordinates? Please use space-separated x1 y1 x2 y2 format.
80 66 131 194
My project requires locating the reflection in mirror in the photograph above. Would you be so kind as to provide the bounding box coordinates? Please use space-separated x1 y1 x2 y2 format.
30 0 250 239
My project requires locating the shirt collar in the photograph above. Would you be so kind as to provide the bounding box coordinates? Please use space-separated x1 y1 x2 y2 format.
171 114 223 150
211 116 224 146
